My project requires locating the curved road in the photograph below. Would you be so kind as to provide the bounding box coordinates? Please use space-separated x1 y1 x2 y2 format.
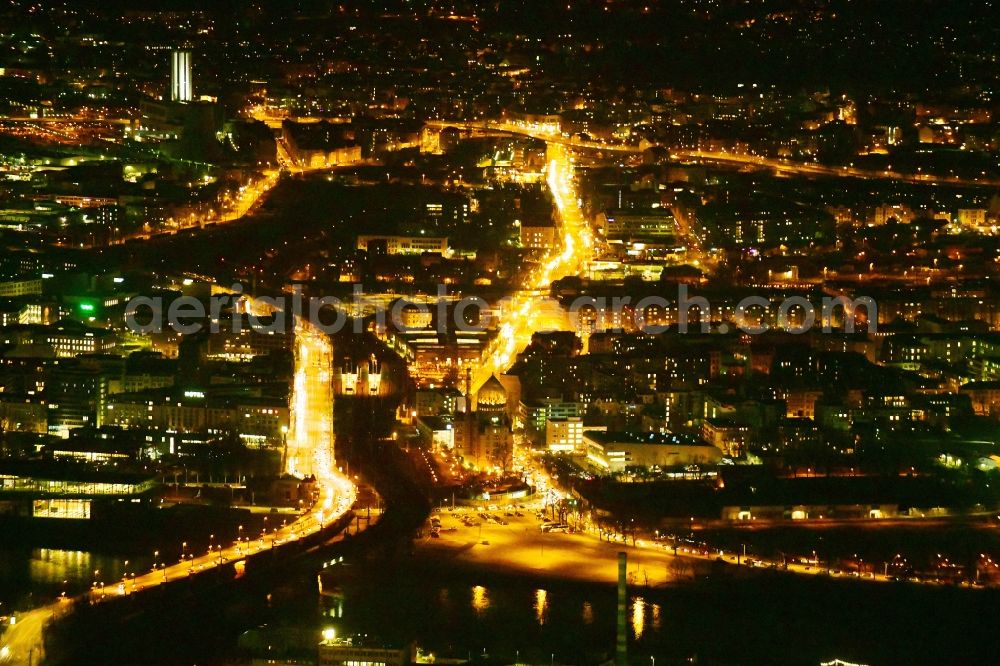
0 310 355 666
426 119 1000 188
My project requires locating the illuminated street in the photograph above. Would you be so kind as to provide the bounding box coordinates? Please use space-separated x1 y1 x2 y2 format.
2 3 1000 664
0 608 51 666
424 119 640 154
677 149 1000 188
0 312 355 666
472 141 593 392
425 119 1000 189
0 482 354 666
287 316 337 484
110 169 280 245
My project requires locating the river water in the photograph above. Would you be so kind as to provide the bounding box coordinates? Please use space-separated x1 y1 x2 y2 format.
0 546 140 610
4 539 998 665
308 551 1000 666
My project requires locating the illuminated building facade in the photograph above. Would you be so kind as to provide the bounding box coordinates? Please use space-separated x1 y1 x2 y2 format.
584 431 723 473
356 235 449 256
101 390 290 448
520 223 556 249
171 50 193 102
0 462 158 520
545 416 585 454
454 374 513 470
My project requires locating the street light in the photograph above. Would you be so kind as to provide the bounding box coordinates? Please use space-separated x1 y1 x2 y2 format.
93 569 104 598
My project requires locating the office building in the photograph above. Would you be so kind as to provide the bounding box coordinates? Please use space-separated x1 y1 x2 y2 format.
171 50 193 102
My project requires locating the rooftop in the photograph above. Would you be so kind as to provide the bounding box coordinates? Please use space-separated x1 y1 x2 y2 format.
584 430 709 447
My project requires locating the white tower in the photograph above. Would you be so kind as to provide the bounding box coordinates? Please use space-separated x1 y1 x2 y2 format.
171 50 193 102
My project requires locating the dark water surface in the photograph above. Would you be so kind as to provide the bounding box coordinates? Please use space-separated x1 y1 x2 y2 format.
309 549 999 666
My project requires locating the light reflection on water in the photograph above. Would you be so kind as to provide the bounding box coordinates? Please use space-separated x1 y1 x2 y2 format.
631 596 646 639
534 588 548 626
0 547 142 603
631 597 662 639
471 585 490 616
331 562 957 665
463 584 655 641
29 549 93 586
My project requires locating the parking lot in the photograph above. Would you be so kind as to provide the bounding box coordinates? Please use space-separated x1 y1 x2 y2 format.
419 504 706 586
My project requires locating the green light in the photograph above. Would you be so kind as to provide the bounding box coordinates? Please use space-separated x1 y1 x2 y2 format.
79 303 95 313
